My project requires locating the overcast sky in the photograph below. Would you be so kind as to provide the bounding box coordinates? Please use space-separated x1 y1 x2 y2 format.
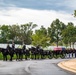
0 0 76 29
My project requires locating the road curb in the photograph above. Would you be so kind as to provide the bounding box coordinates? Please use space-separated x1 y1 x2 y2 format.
58 59 76 73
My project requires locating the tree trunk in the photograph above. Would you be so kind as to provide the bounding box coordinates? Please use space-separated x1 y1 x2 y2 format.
73 42 75 49
70 42 71 48
57 41 58 47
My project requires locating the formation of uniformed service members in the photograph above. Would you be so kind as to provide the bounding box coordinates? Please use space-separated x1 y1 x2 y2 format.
0 41 76 61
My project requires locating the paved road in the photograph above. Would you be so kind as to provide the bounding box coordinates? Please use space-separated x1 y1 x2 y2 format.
0 59 75 75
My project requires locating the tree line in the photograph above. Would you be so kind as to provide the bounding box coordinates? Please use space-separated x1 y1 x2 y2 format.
0 11 76 48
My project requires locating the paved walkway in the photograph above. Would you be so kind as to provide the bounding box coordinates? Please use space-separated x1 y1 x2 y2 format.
58 58 76 73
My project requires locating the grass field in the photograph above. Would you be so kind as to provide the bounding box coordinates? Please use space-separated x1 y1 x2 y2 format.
0 52 65 60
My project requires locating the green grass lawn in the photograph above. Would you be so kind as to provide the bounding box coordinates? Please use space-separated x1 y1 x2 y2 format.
0 53 17 60
0 53 3 60
0 52 65 60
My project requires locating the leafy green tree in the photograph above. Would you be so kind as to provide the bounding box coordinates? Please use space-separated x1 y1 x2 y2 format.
0 22 37 44
9 25 20 41
0 25 10 43
62 22 76 48
32 26 50 47
19 22 37 44
74 10 76 17
48 19 66 47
